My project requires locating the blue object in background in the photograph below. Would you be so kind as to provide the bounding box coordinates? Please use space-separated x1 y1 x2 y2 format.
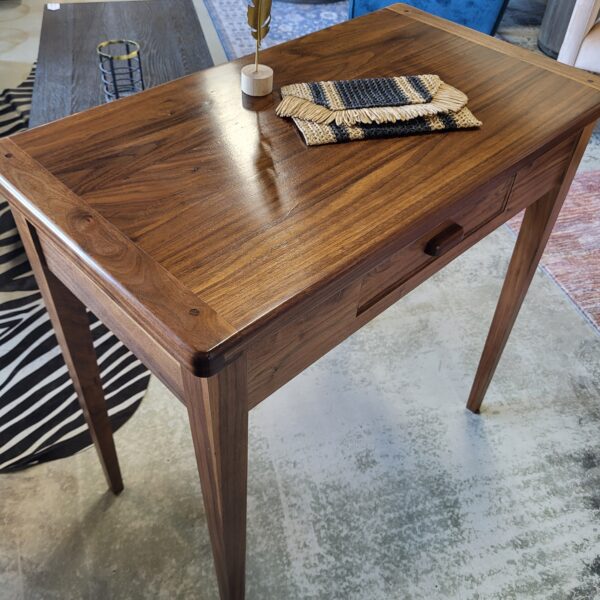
348 0 510 35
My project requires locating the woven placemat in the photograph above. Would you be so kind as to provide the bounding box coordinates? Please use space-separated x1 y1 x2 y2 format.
276 75 481 146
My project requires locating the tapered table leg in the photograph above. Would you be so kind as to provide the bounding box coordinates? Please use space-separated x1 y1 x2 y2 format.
13 212 123 493
183 355 248 600
467 124 596 413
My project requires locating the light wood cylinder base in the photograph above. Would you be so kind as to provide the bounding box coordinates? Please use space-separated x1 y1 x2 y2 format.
241 64 273 97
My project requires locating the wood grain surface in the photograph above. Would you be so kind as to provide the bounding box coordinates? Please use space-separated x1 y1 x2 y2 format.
30 0 213 127
4 3 600 376
0 141 236 376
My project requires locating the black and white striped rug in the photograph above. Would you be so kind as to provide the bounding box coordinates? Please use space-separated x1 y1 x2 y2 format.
0 66 151 472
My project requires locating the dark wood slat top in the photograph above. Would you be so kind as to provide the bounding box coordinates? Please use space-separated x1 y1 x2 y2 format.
30 0 213 127
4 4 600 373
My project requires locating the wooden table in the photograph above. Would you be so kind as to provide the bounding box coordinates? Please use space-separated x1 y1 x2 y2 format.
30 0 213 127
2 5 600 598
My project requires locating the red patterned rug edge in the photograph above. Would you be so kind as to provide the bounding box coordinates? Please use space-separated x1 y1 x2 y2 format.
507 170 600 334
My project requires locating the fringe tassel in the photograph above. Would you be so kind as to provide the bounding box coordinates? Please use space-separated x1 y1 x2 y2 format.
276 83 468 127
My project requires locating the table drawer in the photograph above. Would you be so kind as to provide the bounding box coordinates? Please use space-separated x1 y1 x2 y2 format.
358 175 513 313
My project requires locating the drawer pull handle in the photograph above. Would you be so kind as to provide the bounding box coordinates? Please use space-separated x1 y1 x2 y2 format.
424 223 464 257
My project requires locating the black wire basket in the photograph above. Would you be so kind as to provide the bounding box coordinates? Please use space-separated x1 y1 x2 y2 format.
97 39 145 102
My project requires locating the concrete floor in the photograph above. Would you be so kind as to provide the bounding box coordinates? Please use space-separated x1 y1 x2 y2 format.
2 228 600 599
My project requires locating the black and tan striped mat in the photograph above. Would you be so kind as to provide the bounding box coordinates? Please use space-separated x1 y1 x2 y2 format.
276 75 481 146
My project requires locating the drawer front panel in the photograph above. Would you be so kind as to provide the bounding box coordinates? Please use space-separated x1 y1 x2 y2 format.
358 175 513 313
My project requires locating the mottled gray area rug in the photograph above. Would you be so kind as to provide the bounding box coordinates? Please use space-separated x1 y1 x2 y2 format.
2 228 599 599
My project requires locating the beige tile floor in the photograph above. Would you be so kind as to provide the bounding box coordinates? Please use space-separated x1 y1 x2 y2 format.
0 0 226 90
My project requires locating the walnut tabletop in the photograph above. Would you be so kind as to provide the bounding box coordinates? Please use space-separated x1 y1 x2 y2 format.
1 4 600 599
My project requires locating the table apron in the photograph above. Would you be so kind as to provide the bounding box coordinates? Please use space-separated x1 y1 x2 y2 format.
38 233 186 401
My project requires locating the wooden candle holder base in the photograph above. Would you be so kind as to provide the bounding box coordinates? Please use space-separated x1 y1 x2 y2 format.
241 64 273 97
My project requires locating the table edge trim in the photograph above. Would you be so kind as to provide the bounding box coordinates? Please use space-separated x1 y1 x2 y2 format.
387 3 600 92
0 138 238 376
